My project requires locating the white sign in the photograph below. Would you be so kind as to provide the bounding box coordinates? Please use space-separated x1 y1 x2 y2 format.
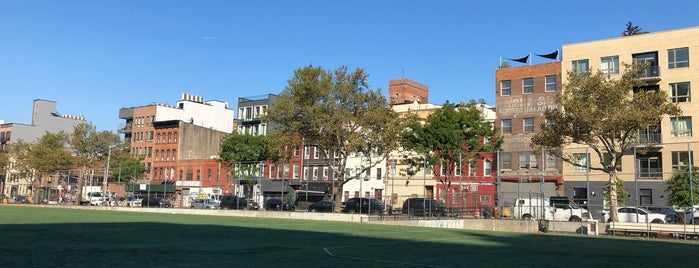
176 181 202 187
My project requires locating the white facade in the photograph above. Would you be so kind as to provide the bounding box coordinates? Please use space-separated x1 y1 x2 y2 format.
155 94 234 133
341 153 388 202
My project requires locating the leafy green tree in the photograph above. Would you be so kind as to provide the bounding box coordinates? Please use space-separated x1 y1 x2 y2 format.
219 133 268 200
531 66 681 222
666 166 699 207
26 132 72 201
401 102 502 195
603 177 629 206
0 151 8 176
265 65 403 212
69 123 120 169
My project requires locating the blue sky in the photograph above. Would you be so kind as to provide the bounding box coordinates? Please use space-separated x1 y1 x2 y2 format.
2 1 699 131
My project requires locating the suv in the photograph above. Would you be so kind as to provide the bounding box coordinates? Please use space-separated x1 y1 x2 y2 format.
341 198 392 215
402 198 446 217
220 195 248 209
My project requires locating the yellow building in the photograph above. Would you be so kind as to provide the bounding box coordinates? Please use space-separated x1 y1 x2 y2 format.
561 26 699 214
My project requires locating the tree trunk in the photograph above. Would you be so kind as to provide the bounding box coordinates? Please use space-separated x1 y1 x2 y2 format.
608 171 619 222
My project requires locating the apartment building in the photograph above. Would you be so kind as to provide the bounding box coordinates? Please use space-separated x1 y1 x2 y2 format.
118 93 234 179
495 62 562 207
561 26 699 210
1 99 88 199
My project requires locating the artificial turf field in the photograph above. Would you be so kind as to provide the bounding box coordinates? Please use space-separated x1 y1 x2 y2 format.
1 206 698 267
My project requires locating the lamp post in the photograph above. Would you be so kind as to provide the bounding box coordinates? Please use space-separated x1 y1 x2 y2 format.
103 147 112 206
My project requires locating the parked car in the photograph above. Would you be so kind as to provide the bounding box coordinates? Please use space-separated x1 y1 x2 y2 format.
14 195 30 204
220 195 248 209
308 200 335 212
191 199 219 209
603 206 667 223
684 205 699 224
402 198 446 217
125 194 145 207
342 197 392 215
141 197 172 208
265 198 294 211
643 206 681 224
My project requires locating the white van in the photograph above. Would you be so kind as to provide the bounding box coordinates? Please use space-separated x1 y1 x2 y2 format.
513 196 592 222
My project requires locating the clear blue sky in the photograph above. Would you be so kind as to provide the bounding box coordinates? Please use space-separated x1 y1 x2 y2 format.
2 1 699 131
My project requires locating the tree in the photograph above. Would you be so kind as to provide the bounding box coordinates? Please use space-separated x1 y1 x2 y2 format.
69 123 121 169
401 102 502 198
26 132 73 202
531 66 681 222
265 65 404 212
666 166 699 207
623 21 648 36
219 133 268 200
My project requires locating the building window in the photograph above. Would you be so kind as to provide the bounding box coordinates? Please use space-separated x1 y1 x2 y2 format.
668 47 689 69
602 153 622 171
484 159 491 177
523 118 534 132
518 152 537 169
522 78 533 94
294 146 300 156
500 153 512 170
313 167 319 180
572 59 589 74
304 146 310 159
670 116 692 137
573 153 588 172
197 169 201 181
376 168 382 181
207 169 211 181
454 162 461 176
639 189 653 205
573 187 588 208
637 153 662 179
172 150 176 161
501 119 511 134
545 152 556 170
365 168 371 181
671 151 693 171
600 56 619 75
545 75 557 92
186 170 193 181
314 146 320 159
469 160 476 176
500 80 511 96
174 133 177 143
670 82 691 103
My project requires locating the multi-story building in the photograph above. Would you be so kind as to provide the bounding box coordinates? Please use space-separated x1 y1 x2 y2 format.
560 26 699 213
494 62 563 206
1 99 88 199
118 93 234 179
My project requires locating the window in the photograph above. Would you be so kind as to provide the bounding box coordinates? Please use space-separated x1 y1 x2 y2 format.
545 152 557 169
304 146 310 159
670 82 691 103
207 169 211 181
572 59 589 74
600 56 619 75
376 168 382 181
639 189 652 205
668 47 689 69
313 167 318 180
469 160 476 176
519 152 537 169
573 153 588 172
670 116 692 137
573 187 588 208
671 151 693 171
303 167 309 180
602 153 622 171
455 162 461 176
500 153 512 170
500 80 511 96
501 119 511 134
523 118 534 132
545 75 557 92
323 167 328 179
484 159 491 177
637 153 662 178
522 78 533 94
294 146 300 156
365 168 371 180
314 146 320 159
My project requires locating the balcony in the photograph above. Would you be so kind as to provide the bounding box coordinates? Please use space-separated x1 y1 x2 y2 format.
635 65 661 81
118 123 132 134
638 168 663 179
636 131 662 147
240 117 262 125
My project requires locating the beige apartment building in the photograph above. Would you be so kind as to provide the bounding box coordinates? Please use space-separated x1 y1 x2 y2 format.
561 26 699 214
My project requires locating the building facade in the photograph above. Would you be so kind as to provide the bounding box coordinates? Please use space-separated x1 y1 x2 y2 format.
560 26 699 215
494 62 563 207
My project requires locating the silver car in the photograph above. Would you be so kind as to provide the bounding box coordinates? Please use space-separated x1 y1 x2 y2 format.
191 199 219 209
603 206 667 223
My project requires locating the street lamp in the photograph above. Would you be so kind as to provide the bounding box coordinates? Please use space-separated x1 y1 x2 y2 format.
103 146 113 206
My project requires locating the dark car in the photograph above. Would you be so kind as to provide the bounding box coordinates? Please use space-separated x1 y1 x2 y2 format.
265 198 294 211
14 195 30 204
341 197 391 215
402 198 446 217
141 197 171 208
220 195 248 209
644 206 681 224
308 200 335 212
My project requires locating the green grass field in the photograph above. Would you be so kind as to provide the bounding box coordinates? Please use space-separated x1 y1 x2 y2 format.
1 206 698 267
